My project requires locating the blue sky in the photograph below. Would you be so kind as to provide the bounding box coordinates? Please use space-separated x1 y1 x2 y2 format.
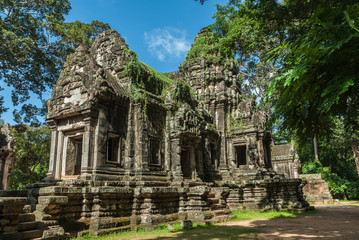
1 0 227 125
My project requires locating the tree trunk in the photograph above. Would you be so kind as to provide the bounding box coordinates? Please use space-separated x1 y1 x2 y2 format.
313 135 319 160
350 139 359 179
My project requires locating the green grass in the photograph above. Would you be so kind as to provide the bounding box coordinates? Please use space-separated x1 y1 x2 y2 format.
74 222 258 240
73 209 319 240
231 209 319 221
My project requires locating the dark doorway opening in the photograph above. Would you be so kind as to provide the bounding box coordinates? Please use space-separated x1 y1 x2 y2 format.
235 145 247 167
107 136 120 163
210 143 216 167
181 149 191 178
74 140 82 175
66 137 82 176
149 139 160 165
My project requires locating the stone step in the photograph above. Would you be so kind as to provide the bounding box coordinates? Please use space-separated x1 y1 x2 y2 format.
207 193 216 198
213 209 232 217
208 198 219 204
210 203 226 210
19 229 43 240
18 213 35 223
0 232 21 240
213 214 236 222
18 221 42 231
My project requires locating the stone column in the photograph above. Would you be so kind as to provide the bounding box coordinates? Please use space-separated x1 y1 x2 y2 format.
61 136 68 177
91 120 100 173
257 134 266 167
133 103 143 171
189 146 197 179
170 138 182 180
217 102 228 170
164 112 172 173
124 102 135 172
55 131 64 180
81 114 94 177
46 125 58 179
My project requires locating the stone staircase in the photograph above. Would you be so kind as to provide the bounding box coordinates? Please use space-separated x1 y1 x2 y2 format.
17 207 44 240
207 188 235 222
0 200 46 240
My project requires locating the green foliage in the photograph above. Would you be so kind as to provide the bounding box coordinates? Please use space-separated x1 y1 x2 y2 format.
124 53 173 118
301 160 323 174
212 0 359 179
125 54 173 97
228 113 243 131
212 0 284 114
299 118 359 199
10 124 51 189
172 79 196 107
124 53 197 114
266 1 359 145
183 27 234 70
0 0 110 123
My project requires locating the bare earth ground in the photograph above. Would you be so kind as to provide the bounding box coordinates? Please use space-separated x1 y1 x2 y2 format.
221 201 359 240
108 201 359 240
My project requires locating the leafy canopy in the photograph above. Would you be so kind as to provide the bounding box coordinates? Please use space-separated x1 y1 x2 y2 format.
211 0 288 115
0 0 109 123
269 0 359 141
10 124 51 189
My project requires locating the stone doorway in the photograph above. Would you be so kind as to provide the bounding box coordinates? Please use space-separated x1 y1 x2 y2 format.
235 145 247 167
64 135 83 176
181 149 191 178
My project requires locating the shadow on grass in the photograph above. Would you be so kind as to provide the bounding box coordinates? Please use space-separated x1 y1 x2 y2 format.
155 224 259 240
226 207 359 240
230 208 320 222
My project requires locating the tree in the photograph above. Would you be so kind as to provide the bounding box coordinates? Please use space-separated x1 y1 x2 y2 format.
299 118 359 199
268 1 359 177
10 124 51 189
212 0 284 117
0 0 110 124
207 0 359 177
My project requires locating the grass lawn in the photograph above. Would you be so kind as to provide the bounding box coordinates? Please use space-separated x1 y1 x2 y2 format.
338 200 359 206
73 210 318 240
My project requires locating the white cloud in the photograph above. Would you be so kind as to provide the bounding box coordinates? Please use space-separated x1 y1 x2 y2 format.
144 28 191 61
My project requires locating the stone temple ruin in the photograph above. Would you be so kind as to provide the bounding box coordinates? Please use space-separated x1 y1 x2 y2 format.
0 29 309 239
271 143 333 204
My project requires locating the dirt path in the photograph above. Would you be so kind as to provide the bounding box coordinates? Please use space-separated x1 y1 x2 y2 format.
119 202 359 240
222 203 359 239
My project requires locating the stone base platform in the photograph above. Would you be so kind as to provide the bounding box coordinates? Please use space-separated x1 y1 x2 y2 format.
0 178 310 238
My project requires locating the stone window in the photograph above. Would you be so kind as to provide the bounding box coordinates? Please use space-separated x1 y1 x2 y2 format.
149 139 161 166
107 133 120 163
235 145 247 167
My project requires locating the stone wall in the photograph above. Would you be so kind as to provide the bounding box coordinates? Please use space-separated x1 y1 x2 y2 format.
0 179 308 238
300 174 333 204
272 143 300 179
